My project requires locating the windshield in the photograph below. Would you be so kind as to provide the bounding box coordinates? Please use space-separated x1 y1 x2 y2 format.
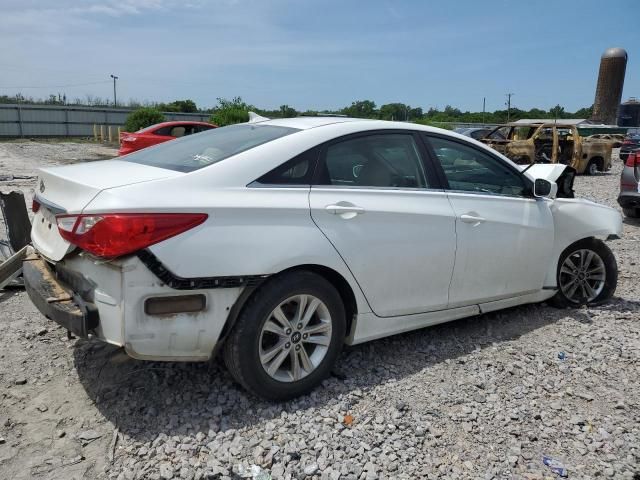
123 124 299 172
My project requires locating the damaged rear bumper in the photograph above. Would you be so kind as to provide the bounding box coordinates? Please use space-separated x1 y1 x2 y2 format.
23 252 99 337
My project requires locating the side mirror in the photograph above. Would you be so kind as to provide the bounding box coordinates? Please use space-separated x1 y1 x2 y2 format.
533 178 555 199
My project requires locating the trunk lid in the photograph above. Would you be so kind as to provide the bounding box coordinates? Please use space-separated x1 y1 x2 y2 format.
32 160 180 261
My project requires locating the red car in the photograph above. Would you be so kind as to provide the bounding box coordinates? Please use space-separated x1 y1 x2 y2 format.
118 121 217 155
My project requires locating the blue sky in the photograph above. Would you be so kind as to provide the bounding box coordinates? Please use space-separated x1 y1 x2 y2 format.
1 0 639 112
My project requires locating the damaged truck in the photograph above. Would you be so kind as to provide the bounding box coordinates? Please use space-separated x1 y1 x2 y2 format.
481 122 613 175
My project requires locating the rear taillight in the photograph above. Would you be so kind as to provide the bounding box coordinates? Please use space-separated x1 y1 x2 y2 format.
32 199 41 213
625 152 639 168
56 213 207 258
121 135 137 143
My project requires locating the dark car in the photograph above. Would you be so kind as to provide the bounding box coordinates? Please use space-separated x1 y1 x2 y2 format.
620 134 640 162
618 151 640 218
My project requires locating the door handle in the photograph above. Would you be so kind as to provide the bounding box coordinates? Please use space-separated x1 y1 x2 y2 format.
325 204 365 215
460 213 486 224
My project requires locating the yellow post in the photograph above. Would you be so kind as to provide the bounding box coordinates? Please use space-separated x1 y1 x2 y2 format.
108 126 113 143
93 124 98 142
100 125 105 143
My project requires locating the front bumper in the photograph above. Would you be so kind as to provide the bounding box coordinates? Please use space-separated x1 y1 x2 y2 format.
23 253 99 337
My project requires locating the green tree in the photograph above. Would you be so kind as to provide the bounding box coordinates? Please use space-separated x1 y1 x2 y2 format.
342 100 377 118
409 107 423 119
549 104 566 119
574 105 593 118
210 97 251 126
124 107 165 132
380 103 411 121
160 99 198 113
279 105 297 117
526 108 547 118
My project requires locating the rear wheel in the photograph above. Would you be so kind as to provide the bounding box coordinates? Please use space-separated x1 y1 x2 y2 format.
622 207 639 218
548 238 617 308
586 160 599 176
223 271 346 400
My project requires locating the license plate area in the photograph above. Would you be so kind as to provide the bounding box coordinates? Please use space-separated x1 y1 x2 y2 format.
31 207 74 261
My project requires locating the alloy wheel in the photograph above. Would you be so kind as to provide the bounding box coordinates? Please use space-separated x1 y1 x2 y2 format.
559 248 606 303
259 294 332 382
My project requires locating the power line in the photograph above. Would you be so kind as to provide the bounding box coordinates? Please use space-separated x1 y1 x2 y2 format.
0 80 112 89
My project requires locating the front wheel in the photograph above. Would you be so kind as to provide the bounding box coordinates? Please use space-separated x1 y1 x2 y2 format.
586 160 598 176
223 271 346 400
548 238 617 308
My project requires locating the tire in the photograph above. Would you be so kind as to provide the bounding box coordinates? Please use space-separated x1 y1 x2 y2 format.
223 271 346 400
623 207 639 218
586 160 598 176
548 238 617 308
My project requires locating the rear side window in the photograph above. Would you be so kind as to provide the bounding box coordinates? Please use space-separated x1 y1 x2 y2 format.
123 124 299 172
255 148 318 185
316 134 428 188
151 126 172 135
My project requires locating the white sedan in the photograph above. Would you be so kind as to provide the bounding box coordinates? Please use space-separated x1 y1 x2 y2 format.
24 117 622 400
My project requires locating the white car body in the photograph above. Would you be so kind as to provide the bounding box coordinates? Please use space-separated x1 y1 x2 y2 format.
26 118 622 362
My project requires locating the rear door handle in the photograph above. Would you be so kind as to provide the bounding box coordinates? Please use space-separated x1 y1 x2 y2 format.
460 213 486 224
325 204 365 215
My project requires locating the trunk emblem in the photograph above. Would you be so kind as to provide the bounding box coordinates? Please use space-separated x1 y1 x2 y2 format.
39 180 45 193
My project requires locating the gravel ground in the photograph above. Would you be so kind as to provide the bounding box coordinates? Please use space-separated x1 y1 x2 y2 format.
0 142 638 480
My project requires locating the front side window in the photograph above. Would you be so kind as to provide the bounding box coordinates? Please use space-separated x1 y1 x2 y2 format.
316 134 428 188
123 124 298 172
427 136 527 197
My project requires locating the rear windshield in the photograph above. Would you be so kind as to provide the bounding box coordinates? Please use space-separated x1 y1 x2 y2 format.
123 124 299 172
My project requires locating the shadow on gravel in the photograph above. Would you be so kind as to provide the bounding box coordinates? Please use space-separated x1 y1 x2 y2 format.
73 303 592 442
0 288 20 304
622 215 640 227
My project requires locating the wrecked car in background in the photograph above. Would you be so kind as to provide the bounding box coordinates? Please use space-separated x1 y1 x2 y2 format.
587 133 625 148
481 122 612 175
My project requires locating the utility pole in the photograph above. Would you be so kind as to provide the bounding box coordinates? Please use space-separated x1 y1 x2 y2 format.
506 93 514 123
110 74 118 107
482 97 486 125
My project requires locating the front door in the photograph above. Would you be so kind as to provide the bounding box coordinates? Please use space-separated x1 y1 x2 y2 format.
425 135 555 307
309 132 457 317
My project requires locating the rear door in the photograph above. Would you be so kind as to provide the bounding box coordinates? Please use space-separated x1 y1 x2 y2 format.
424 134 554 307
309 131 457 317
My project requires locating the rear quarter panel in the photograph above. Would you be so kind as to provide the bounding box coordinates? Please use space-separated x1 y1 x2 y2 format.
86 184 372 316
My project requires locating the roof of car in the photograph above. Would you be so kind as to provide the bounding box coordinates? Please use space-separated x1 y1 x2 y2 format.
257 116 365 129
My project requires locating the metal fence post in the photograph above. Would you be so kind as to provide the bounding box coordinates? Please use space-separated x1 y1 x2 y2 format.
16 105 24 137
65 107 70 136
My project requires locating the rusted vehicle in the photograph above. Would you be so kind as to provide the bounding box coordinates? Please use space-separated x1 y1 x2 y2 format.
587 133 625 148
481 123 612 175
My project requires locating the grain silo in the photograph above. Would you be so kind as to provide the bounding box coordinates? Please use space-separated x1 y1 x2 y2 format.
591 47 627 125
